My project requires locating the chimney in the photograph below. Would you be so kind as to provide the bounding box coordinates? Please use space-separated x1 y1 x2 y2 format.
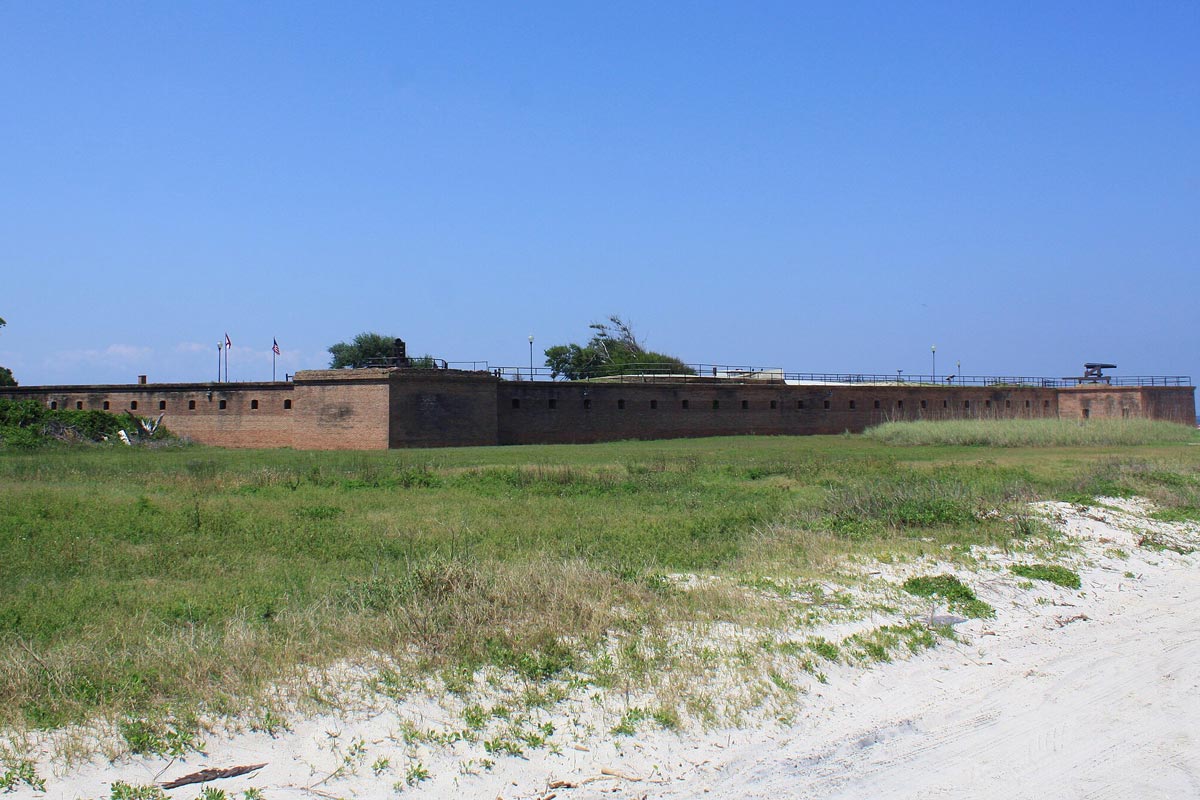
138 375 147 385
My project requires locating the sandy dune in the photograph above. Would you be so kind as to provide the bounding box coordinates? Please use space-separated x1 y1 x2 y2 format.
8 498 1199 800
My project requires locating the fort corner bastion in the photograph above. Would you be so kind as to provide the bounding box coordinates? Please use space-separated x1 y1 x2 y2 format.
1 366 1194 450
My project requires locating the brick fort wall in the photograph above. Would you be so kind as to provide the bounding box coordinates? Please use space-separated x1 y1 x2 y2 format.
1 371 1194 449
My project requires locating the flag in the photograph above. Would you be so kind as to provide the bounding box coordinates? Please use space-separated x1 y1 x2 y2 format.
225 333 232 349
272 338 281 355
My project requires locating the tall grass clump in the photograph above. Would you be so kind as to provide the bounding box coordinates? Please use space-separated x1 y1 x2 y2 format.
864 418 1196 448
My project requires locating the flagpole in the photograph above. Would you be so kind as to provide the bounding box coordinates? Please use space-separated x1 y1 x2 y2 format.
273 349 276 382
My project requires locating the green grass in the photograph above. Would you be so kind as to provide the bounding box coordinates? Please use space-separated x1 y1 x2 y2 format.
1010 564 1081 589
901 574 995 619
1 433 1198 731
864 418 1197 448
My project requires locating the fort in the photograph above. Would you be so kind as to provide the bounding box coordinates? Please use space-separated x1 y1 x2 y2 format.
0 363 1194 449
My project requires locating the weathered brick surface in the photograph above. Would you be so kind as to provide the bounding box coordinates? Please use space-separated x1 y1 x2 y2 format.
495 383 1062 444
292 370 390 450
388 370 498 448
0 382 295 447
2 374 1193 449
1138 387 1198 426
1057 386 1196 425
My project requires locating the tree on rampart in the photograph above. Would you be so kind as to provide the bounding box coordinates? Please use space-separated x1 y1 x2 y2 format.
327 332 437 369
544 315 693 380
0 316 15 387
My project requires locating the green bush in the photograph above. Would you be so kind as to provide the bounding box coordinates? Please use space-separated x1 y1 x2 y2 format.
0 398 172 449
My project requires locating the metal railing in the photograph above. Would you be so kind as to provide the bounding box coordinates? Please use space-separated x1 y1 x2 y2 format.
474 362 1191 388
356 359 1189 388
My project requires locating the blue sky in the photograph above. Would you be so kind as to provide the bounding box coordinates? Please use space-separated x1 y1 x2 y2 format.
1 2 1197 389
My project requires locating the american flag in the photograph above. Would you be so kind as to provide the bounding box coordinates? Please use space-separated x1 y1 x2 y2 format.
272 338 281 355
225 333 232 349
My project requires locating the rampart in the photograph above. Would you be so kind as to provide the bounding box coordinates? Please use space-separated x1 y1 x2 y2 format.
1 369 1194 449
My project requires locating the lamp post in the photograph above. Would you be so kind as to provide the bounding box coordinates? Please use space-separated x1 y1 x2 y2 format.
956 360 961 386
896 369 902 384
528 335 534 379
217 342 223 383
931 345 936 382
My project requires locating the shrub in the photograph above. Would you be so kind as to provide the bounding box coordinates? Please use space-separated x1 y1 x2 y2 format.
1010 564 1081 589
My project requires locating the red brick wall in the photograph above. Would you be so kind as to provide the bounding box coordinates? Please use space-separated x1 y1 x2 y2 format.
1057 386 1197 426
495 383 1062 445
388 370 498 448
2 374 1192 450
0 383 295 447
292 370 390 450
1139 387 1197 426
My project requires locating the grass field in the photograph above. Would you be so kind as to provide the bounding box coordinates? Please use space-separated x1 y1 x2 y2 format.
2 422 1198 740
864 418 1196 447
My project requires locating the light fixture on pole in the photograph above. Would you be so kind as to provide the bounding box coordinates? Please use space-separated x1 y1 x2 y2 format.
931 345 936 381
528 335 534 379
217 342 222 383
956 360 961 386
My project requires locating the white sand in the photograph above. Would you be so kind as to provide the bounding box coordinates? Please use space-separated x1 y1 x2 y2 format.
7 498 1199 799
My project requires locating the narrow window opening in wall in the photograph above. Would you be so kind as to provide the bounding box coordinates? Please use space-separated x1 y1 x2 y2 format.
251 399 259 410
130 400 138 410
712 400 720 410
1044 400 1050 409
770 400 777 409
284 399 292 410
1025 400 1031 409
511 398 520 409
618 399 625 410
584 398 592 410
943 400 948 408
219 400 227 410
921 400 927 409
1082 408 1090 419
50 401 57 410
650 399 658 409
823 400 830 410
102 401 110 410
1005 400 1011 409
985 400 991 408
964 400 970 409
741 399 749 410
849 400 856 410
1122 407 1129 418
797 400 805 409
873 400 880 409
76 401 83 410
897 400 904 409
682 399 689 409
188 400 196 410
159 400 166 410
548 398 557 410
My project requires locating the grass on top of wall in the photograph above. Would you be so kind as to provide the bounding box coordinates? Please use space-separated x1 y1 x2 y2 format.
1 434 1198 732
863 418 1197 448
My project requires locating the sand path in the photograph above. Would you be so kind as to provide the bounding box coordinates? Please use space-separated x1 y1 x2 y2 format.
667 562 1200 799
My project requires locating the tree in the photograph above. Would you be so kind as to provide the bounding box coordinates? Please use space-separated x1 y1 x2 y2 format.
543 315 693 380
327 333 438 369
328 332 401 369
0 316 13 387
